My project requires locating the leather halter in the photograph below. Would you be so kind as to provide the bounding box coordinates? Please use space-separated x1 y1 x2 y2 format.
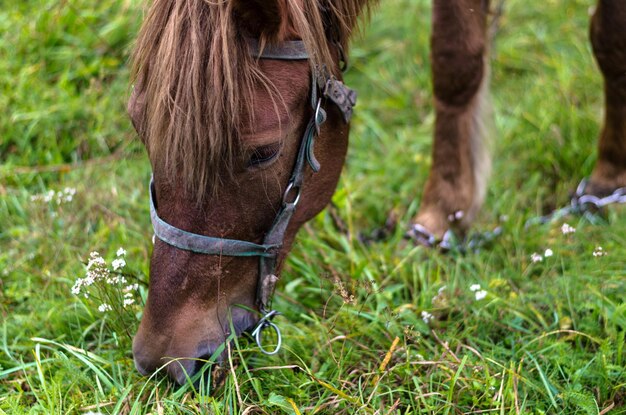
149 39 356 354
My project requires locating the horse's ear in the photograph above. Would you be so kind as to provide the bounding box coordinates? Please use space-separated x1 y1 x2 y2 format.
232 0 287 40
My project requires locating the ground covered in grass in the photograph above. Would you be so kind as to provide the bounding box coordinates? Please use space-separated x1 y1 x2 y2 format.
1 0 625 413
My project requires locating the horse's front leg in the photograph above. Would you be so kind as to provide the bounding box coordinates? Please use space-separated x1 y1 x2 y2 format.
409 0 492 245
588 1 626 195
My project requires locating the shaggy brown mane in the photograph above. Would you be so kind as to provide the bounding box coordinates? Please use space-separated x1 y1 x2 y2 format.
130 0 373 203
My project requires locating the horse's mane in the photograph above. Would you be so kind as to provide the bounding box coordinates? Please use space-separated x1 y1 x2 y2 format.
131 0 372 203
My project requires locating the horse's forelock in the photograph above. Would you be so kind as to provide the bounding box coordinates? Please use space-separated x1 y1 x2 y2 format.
130 0 373 203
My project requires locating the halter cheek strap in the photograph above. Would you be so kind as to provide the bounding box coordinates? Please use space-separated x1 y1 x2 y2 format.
149 39 356 355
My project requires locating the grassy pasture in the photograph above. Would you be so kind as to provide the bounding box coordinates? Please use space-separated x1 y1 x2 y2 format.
1 0 625 413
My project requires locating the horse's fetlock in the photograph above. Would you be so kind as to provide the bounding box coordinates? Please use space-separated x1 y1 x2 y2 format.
432 50 485 108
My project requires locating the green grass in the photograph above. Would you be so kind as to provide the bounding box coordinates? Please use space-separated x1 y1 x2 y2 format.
1 0 625 413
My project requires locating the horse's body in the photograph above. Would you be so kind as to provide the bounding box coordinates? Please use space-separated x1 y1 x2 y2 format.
128 0 626 383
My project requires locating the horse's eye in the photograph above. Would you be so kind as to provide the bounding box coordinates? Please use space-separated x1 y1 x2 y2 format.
248 143 280 167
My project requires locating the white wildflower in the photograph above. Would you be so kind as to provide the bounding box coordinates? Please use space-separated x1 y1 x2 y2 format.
469 284 481 292
431 285 447 307
593 246 607 257
82 272 95 286
86 252 106 270
98 303 112 312
561 223 576 235
44 190 54 203
86 257 106 270
105 274 127 285
55 188 77 203
71 279 82 295
544 248 553 257
31 188 76 204
112 258 126 271
124 283 139 292
475 290 488 301
123 297 135 307
81 251 110 288
30 190 52 203
530 252 543 263
116 247 127 257
421 311 434 324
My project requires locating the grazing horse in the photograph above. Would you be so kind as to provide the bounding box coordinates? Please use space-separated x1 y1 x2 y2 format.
127 0 626 383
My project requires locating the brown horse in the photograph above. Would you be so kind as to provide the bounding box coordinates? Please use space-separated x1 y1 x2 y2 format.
128 0 626 383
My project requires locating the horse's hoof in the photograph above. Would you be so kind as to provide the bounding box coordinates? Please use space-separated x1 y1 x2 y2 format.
405 224 459 251
585 177 626 198
405 223 438 247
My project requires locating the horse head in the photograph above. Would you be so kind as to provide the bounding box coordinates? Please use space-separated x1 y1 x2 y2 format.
128 0 367 383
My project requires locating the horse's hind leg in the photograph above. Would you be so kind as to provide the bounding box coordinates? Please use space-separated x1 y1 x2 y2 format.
588 1 626 195
409 0 492 244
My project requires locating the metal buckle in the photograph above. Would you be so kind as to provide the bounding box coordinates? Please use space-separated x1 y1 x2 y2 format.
251 310 282 355
323 78 357 123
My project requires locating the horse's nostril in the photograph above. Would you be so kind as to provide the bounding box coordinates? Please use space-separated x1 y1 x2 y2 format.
132 336 163 377
132 307 252 382
133 350 204 384
195 355 209 371
167 358 199 385
193 355 212 382
133 354 156 377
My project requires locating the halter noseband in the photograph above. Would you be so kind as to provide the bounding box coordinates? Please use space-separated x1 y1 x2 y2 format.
149 39 356 355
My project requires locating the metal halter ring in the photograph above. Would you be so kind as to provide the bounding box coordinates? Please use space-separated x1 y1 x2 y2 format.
251 310 282 355
282 181 301 206
314 98 326 134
